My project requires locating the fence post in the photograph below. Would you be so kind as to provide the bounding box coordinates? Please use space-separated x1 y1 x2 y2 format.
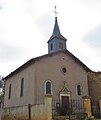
68 112 71 120
83 96 92 118
28 104 31 120
45 95 52 120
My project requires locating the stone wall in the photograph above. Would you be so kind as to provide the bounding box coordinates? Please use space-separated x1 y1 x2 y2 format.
4 64 36 107
88 71 101 99
2 105 44 120
1 96 52 120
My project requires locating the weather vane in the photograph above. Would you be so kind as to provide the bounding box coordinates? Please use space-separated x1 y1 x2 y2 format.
53 6 58 17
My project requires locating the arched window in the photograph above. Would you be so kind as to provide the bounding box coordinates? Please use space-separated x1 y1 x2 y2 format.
8 84 12 99
50 43 53 50
44 80 53 95
77 84 82 96
20 78 24 97
46 82 51 94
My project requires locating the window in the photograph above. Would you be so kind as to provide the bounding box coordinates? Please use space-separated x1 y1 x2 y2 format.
8 84 11 99
20 78 24 97
44 80 53 95
46 82 51 94
77 84 82 96
50 43 53 50
59 43 63 49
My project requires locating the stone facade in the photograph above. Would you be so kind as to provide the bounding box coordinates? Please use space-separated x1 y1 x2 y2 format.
4 64 36 107
88 71 101 99
4 51 90 107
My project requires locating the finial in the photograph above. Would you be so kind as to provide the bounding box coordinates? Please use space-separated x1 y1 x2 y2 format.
53 6 58 18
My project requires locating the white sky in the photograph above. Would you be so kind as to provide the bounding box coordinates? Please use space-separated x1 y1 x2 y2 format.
0 0 101 76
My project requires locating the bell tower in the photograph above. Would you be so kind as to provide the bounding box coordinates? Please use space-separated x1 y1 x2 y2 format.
47 7 67 54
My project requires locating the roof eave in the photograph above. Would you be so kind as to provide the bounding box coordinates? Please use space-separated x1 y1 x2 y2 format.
47 34 67 43
4 50 91 80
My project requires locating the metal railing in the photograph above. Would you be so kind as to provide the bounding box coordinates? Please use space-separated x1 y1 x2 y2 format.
52 99 84 116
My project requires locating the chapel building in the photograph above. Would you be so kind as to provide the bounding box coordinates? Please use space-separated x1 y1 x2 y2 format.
4 16 101 116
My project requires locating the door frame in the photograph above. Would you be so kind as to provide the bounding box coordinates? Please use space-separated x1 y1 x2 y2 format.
60 93 71 105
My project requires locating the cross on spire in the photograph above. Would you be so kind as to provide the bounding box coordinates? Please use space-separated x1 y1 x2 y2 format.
53 6 58 17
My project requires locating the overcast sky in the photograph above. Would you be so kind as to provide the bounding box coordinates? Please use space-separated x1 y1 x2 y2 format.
0 0 101 77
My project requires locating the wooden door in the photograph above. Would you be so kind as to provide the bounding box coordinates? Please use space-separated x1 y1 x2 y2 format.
61 96 69 115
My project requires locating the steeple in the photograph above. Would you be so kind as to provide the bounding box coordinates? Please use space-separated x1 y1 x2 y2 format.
48 10 67 54
52 17 60 35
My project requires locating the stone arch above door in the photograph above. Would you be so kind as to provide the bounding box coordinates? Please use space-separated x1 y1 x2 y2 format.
59 81 71 98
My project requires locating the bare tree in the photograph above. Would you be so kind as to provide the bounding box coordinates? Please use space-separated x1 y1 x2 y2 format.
0 76 5 106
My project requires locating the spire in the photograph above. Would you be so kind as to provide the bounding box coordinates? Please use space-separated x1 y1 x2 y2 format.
48 15 67 42
52 6 60 34
53 17 61 35
47 6 67 53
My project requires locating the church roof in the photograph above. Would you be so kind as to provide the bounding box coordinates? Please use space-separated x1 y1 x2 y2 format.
47 17 67 43
5 50 91 80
